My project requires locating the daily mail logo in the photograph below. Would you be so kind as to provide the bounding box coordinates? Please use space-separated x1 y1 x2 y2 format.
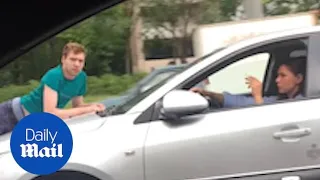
10 113 73 175
20 129 63 158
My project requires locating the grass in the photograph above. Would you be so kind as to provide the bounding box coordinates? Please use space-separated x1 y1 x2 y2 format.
64 94 113 109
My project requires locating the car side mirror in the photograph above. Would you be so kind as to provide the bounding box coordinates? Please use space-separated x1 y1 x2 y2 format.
161 90 209 119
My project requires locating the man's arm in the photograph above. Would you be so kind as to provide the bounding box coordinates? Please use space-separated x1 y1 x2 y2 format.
72 96 106 111
71 96 91 108
43 85 96 119
70 74 105 109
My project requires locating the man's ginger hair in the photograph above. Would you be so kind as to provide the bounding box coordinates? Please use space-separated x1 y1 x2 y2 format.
62 42 86 57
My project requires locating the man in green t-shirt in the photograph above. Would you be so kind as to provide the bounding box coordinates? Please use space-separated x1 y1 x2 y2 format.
0 42 105 135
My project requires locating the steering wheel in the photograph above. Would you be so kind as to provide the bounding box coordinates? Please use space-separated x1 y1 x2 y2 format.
203 95 222 109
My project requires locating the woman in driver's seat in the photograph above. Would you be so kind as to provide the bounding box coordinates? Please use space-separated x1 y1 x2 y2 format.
191 57 306 108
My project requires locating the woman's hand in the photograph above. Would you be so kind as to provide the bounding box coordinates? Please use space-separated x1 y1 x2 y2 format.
190 87 206 96
245 76 263 104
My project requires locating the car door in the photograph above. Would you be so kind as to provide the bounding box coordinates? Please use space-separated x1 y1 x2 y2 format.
143 35 320 180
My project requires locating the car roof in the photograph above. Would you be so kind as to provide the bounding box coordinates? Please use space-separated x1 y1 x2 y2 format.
0 0 124 69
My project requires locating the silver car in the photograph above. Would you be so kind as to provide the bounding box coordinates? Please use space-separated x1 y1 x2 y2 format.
2 26 320 180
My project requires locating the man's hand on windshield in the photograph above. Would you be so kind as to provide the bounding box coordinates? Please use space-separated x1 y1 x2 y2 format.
91 103 106 112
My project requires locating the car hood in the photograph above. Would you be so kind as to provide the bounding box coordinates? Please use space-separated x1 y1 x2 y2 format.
0 111 130 155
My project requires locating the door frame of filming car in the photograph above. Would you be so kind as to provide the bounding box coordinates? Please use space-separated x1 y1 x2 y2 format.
126 27 320 180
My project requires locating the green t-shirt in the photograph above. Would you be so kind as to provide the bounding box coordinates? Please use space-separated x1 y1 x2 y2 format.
20 65 87 113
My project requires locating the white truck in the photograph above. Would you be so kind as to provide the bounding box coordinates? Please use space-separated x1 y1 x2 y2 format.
192 11 319 94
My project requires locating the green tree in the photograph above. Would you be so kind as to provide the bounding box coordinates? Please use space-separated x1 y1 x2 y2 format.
57 4 131 76
0 37 65 86
263 0 320 16
140 0 241 64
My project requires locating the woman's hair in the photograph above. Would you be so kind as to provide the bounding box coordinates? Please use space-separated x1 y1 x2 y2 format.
277 57 306 99
282 57 306 77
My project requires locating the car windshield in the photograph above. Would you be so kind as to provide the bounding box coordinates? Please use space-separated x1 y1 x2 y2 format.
122 67 183 95
111 75 171 115
140 71 179 93
111 47 225 115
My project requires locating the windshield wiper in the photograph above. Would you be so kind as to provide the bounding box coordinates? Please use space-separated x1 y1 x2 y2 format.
96 105 118 117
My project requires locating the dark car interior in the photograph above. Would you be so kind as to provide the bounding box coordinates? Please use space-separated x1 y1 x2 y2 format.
263 38 308 98
219 37 308 100
212 38 308 101
179 37 309 111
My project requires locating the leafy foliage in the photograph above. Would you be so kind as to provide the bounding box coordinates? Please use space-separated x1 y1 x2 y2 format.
263 0 320 15
0 73 147 103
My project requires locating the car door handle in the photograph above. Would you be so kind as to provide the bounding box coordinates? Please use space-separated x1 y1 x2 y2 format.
273 128 311 139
